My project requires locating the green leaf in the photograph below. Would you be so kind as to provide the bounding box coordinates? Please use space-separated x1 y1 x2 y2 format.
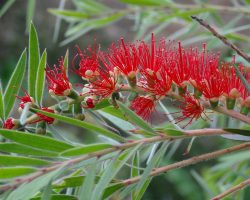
154 128 184 136
103 183 125 199
61 143 113 157
233 65 250 94
78 160 97 200
31 108 126 142
31 195 78 200
26 0 36 31
0 167 36 179
101 105 127 120
131 152 140 199
36 50 47 105
61 13 124 45
0 0 16 18
0 82 4 119
75 0 109 14
0 143 58 157
119 0 168 6
92 145 141 200
117 102 155 135
63 49 69 73
6 167 65 200
4 49 27 117
224 128 250 136
28 22 40 98
92 99 111 110
48 9 89 20
0 155 51 166
134 142 169 200
41 182 52 200
0 129 74 152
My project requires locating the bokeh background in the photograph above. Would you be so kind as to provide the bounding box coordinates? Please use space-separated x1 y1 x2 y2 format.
1 0 250 199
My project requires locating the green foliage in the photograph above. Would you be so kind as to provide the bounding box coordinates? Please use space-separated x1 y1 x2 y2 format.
3 49 26 118
1 1 250 199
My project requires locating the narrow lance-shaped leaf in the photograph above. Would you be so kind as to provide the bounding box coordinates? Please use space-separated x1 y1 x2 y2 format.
6 166 65 200
36 50 47 105
91 145 142 200
4 49 27 117
0 82 4 120
63 49 69 76
0 167 36 179
0 129 74 152
28 22 40 98
234 65 250 93
0 0 16 18
134 142 170 200
61 143 113 157
31 108 126 142
0 142 58 157
26 0 36 32
78 159 97 200
0 155 51 166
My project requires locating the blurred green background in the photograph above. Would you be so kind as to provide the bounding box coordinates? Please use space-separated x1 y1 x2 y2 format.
1 0 250 199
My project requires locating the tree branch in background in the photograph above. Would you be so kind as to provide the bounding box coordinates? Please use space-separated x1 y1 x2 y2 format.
191 16 250 64
122 142 250 186
211 178 250 200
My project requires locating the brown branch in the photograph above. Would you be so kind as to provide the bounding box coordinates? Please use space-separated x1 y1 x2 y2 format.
0 128 230 192
211 179 250 200
191 16 250 64
122 142 250 186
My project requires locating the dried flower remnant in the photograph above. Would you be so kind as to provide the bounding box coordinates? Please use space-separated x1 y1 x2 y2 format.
46 58 71 96
130 96 156 120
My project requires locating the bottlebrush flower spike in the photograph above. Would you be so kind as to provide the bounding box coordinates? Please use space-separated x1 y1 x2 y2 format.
73 45 99 80
46 58 71 96
16 89 34 110
86 66 118 99
139 68 172 97
2 118 16 129
175 94 206 127
130 96 156 120
138 33 166 75
107 39 139 86
31 107 55 124
165 42 191 89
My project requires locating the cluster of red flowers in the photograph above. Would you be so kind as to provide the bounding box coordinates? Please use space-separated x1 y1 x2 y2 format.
2 33 250 129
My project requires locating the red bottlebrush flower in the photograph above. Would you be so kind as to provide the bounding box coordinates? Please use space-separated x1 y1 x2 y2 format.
220 63 242 98
46 58 71 96
130 96 155 120
31 107 55 124
165 42 192 88
73 45 99 80
86 66 118 98
82 97 96 109
16 90 34 109
107 39 140 76
139 68 172 97
2 118 15 129
175 94 206 127
138 33 166 74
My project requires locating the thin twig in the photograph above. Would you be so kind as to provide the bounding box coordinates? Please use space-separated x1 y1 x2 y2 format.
0 128 230 192
211 179 250 200
191 16 250 64
122 142 250 186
